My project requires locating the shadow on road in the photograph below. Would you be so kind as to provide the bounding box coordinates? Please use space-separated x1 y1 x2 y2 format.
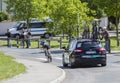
58 65 102 70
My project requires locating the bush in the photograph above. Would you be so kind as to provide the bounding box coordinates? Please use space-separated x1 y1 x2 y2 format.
0 17 2 22
0 12 8 22
109 22 116 30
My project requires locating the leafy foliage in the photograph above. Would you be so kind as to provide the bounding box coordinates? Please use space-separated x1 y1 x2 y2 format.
5 0 94 37
5 0 33 21
94 0 120 18
0 12 8 21
94 0 120 46
41 0 94 37
80 0 105 18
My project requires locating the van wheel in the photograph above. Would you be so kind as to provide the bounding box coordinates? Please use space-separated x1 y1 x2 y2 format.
44 33 50 38
15 34 20 39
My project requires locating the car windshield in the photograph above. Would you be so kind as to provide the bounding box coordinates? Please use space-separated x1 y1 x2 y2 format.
77 41 102 49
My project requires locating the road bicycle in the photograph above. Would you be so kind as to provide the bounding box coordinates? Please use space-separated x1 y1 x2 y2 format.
44 48 52 62
41 40 52 62
82 19 104 40
92 19 104 40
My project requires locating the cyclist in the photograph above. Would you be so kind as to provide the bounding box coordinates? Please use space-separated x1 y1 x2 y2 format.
41 40 52 62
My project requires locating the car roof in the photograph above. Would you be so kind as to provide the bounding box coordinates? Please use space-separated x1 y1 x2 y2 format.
73 38 100 43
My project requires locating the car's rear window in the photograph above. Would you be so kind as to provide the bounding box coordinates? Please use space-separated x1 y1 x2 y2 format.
76 41 102 49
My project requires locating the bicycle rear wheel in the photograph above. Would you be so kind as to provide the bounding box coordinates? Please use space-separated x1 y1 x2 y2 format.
45 50 52 62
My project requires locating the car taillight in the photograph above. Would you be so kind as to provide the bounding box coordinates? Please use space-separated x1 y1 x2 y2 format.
98 48 106 53
74 49 83 53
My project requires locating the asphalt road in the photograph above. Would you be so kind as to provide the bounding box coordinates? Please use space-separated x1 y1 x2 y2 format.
1 47 120 83
62 53 120 83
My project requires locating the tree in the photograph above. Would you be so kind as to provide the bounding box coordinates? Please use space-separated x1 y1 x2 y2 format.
94 0 120 46
5 0 94 39
80 0 105 18
5 0 34 28
0 12 8 21
42 0 94 38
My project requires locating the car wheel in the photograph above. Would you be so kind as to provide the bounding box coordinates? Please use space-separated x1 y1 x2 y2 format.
44 33 50 38
15 34 20 39
101 63 106 66
63 62 68 67
62 54 68 67
69 58 75 68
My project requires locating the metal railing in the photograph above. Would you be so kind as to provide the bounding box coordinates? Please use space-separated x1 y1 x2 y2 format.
0 36 68 49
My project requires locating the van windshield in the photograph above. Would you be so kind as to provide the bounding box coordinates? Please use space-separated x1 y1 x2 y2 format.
13 22 21 28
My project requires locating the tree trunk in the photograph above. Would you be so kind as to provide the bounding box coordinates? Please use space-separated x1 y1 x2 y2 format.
115 0 119 46
26 18 30 30
115 17 119 46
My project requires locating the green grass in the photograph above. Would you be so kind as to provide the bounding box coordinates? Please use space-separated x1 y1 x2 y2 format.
110 37 120 50
0 52 26 81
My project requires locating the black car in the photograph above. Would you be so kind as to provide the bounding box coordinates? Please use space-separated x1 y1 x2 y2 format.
62 39 107 68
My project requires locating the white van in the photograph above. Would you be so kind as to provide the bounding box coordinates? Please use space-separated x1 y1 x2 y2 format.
9 21 53 38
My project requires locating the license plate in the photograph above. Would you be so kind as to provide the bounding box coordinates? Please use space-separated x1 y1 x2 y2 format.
86 51 96 54
82 56 91 58
82 55 101 58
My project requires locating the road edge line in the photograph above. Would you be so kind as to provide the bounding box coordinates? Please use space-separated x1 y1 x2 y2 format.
50 68 66 83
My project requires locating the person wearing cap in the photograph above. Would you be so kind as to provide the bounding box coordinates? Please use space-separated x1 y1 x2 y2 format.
26 29 31 48
102 27 110 53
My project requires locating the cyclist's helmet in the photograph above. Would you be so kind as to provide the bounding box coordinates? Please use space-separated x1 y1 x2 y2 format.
42 40 50 49
41 40 46 46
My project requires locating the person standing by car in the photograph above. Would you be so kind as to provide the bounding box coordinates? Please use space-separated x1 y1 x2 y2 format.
102 27 110 53
5 29 12 47
26 29 31 48
20 28 27 48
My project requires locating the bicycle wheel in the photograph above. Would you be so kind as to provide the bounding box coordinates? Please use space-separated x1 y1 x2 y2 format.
47 50 52 62
44 50 49 62
45 50 52 62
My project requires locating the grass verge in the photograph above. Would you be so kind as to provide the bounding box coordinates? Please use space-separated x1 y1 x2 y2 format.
110 37 120 50
0 52 26 81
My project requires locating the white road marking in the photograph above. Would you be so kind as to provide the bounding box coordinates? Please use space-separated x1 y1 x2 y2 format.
35 57 62 61
54 57 62 60
35 58 47 61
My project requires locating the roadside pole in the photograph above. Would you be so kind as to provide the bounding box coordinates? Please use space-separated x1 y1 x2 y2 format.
16 38 19 48
109 39 111 53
